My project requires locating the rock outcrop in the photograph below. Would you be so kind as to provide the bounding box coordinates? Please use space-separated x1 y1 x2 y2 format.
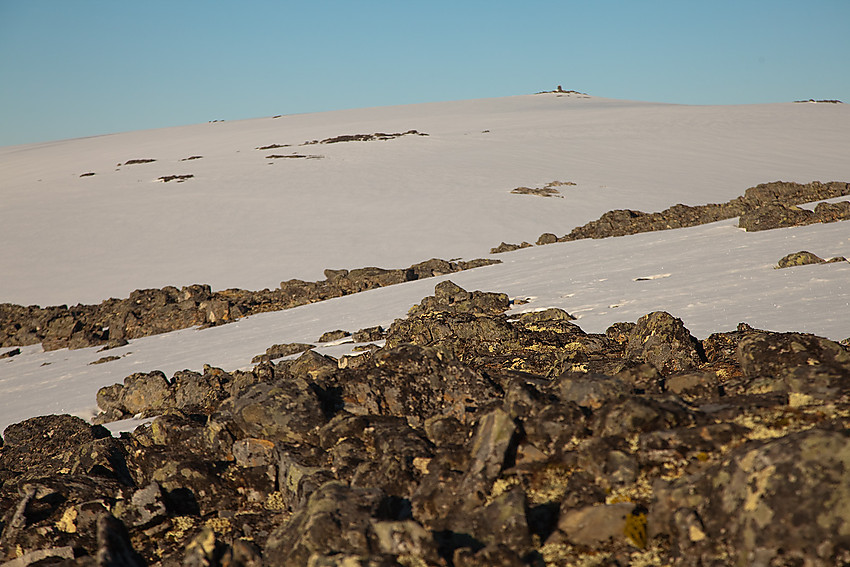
5 281 850 564
0 257 499 351
540 180 850 244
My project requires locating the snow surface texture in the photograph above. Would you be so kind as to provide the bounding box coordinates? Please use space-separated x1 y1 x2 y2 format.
1 93 849 433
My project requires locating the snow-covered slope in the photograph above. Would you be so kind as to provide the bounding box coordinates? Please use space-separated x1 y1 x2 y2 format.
1 93 849 433
2 94 848 306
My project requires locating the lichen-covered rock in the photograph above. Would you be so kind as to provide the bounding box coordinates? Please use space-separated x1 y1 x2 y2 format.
9 282 850 565
814 199 850 222
738 202 817 231
342 344 501 426
0 415 131 485
263 481 387 567
101 371 174 418
592 395 699 438
737 330 850 378
317 329 350 342
171 367 231 414
626 311 705 374
776 250 826 268
372 520 442 564
288 349 339 382
319 413 432 497
536 232 559 245
223 378 325 444
653 428 850 565
408 280 511 317
250 342 315 363
112 482 167 529
552 372 628 410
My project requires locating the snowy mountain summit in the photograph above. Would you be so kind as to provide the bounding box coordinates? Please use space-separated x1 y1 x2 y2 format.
1 93 850 565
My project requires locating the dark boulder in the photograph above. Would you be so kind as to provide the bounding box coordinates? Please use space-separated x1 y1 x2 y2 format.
222 378 325 444
626 311 705 374
342 344 501 426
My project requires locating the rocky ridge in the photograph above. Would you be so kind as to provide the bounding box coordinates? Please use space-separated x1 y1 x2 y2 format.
492 181 850 252
3 281 850 565
0 258 499 352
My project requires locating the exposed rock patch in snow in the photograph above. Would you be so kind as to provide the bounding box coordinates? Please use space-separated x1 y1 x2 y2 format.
0 258 499 351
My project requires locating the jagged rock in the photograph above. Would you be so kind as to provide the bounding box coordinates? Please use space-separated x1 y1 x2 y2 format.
511 185 562 197
0 475 128 562
317 329 350 342
320 413 432 497
775 250 847 268
408 280 511 316
639 422 749 468
0 546 75 567
521 401 588 457
276 447 333 512
231 438 277 468
129 412 235 463
741 180 850 205
183 526 224 567
626 311 705 374
814 199 850 222
96 513 146 567
99 371 173 418
471 487 532 553
411 409 517 531
490 241 532 254
264 481 386 566
738 202 817 231
517 307 575 323
613 362 664 394
251 342 315 363
409 258 455 278
352 326 385 342
220 540 262 567
343 344 501 426
172 367 232 414
665 371 723 401
531 180 850 247
0 415 131 484
464 409 517 489
736 330 850 399
112 482 167 529
303 130 427 145
288 349 338 382
454 544 526 567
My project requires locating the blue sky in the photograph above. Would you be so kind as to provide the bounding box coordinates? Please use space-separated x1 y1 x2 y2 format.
2 0 849 146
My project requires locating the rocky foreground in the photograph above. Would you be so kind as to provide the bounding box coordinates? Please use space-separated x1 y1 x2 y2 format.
3 280 850 566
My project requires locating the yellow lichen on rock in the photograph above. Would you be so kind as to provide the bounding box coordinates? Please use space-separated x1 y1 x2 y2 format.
56 506 77 533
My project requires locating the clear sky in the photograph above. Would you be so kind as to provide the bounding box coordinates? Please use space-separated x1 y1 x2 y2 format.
2 0 849 147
